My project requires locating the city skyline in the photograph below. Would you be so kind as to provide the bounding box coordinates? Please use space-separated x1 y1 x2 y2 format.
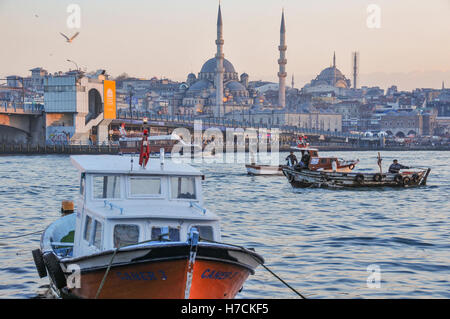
1 0 449 91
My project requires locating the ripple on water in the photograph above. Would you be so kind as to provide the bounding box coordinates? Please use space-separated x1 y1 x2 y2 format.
0 152 450 298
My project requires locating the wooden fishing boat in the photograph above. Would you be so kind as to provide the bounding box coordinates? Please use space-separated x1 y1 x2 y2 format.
245 164 283 176
282 165 431 188
31 145 263 299
291 145 359 172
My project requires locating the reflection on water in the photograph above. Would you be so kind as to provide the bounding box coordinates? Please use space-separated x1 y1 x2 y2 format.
0 151 449 298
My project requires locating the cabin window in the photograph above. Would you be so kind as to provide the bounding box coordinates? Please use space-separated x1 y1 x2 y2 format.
151 227 180 241
129 177 161 197
93 175 121 199
320 158 328 164
93 220 103 249
170 177 196 199
191 225 214 241
84 216 92 242
114 224 139 248
80 173 85 195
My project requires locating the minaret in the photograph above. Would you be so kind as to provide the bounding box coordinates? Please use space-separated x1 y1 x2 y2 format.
352 52 358 89
214 4 224 118
442 81 445 90
333 51 336 86
278 10 287 108
291 74 294 89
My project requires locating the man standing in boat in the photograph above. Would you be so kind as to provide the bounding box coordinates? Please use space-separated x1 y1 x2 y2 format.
286 151 298 166
388 159 409 174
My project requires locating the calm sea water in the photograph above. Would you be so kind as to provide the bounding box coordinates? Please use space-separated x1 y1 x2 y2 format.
0 151 449 299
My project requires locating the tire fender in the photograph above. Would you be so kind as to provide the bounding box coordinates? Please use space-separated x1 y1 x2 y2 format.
32 249 47 278
43 252 66 289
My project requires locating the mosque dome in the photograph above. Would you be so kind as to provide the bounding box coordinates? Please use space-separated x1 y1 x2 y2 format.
187 79 211 93
317 67 346 83
200 57 236 73
226 81 246 92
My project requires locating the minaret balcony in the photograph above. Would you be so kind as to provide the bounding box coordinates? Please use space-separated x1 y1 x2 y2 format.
278 45 287 51
278 59 287 65
215 39 224 45
278 72 287 78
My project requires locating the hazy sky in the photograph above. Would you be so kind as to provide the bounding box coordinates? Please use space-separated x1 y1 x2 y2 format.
1 0 449 90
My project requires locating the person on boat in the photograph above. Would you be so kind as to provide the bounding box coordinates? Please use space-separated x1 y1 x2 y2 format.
388 159 409 174
301 151 311 167
286 151 298 166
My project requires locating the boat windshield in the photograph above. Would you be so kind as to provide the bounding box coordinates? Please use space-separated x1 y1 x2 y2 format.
93 175 121 199
114 224 139 248
129 177 161 197
170 176 196 199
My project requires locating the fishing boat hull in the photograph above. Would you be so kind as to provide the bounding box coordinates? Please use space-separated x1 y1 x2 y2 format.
41 241 263 299
282 166 431 188
245 164 283 175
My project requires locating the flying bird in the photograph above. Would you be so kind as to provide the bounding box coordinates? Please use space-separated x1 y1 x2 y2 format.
60 32 80 43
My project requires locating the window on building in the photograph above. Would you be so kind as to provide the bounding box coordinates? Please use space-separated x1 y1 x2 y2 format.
93 175 121 199
170 176 196 199
114 224 139 248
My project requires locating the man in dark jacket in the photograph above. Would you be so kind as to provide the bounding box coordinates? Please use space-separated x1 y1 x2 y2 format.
388 159 409 174
286 151 298 166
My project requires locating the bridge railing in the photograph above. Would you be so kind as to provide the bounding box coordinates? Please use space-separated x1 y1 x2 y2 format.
0 102 44 113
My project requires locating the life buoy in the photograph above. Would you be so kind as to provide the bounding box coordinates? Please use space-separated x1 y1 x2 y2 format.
43 252 66 289
32 249 47 278
394 174 403 184
355 174 364 184
402 176 411 186
349 164 355 170
373 173 382 182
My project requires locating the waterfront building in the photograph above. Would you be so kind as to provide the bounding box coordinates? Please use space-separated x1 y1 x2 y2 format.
43 70 115 144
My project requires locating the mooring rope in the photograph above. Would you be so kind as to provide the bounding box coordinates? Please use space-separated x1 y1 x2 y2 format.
94 234 171 299
0 230 43 240
198 237 307 299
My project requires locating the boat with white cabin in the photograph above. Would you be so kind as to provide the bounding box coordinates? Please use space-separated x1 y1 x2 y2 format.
32 150 263 299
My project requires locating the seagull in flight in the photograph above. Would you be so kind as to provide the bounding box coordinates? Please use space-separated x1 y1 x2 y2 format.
60 32 80 43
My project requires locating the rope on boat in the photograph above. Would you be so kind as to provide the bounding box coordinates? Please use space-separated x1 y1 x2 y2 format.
94 247 119 299
94 234 171 299
199 237 307 299
0 230 43 240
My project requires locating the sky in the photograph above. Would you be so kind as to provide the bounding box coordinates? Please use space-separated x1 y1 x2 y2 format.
0 0 449 91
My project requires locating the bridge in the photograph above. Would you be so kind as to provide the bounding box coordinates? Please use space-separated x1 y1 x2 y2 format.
114 109 362 140
0 102 45 144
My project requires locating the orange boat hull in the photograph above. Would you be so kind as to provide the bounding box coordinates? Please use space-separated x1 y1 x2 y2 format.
66 259 251 299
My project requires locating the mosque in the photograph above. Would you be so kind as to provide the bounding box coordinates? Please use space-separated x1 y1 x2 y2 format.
172 5 344 132
177 4 286 117
302 52 354 95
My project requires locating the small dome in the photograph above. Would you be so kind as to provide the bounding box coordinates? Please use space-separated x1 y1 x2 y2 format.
226 81 246 92
200 57 236 74
187 80 211 92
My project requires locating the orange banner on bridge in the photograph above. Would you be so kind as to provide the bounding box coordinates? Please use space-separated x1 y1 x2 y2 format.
103 80 116 119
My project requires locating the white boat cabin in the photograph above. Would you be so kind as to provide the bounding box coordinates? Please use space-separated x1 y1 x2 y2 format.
70 155 220 257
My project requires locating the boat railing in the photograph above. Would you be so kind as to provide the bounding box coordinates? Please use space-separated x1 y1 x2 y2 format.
189 201 206 215
104 200 124 215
